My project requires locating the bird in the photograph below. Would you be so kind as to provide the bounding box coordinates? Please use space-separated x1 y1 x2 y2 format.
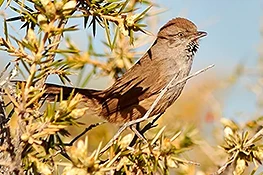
43 17 207 124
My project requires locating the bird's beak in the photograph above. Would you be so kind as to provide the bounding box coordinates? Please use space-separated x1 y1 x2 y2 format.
195 31 207 39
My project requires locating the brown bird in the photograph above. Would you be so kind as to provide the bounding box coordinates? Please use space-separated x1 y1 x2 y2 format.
44 17 207 124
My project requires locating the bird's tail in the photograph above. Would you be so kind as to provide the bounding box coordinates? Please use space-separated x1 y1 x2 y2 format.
44 83 105 115
12 81 104 105
44 83 103 102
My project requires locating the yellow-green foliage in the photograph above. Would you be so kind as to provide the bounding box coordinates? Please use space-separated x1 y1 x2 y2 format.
0 0 263 175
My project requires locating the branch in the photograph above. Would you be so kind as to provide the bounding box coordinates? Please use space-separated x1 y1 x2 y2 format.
245 127 263 147
65 122 105 146
100 64 215 153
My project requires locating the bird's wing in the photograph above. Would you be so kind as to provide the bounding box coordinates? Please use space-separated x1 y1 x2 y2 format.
99 53 170 123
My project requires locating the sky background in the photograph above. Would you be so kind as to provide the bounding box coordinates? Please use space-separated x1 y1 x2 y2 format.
0 0 263 123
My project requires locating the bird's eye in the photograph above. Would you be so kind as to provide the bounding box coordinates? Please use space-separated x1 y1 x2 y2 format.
178 32 184 37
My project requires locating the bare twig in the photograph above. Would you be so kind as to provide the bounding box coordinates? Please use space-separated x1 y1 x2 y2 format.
100 64 215 153
245 127 263 147
65 122 105 146
212 152 238 175
129 113 162 147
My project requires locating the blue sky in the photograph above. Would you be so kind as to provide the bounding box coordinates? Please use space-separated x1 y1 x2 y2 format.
0 0 262 122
